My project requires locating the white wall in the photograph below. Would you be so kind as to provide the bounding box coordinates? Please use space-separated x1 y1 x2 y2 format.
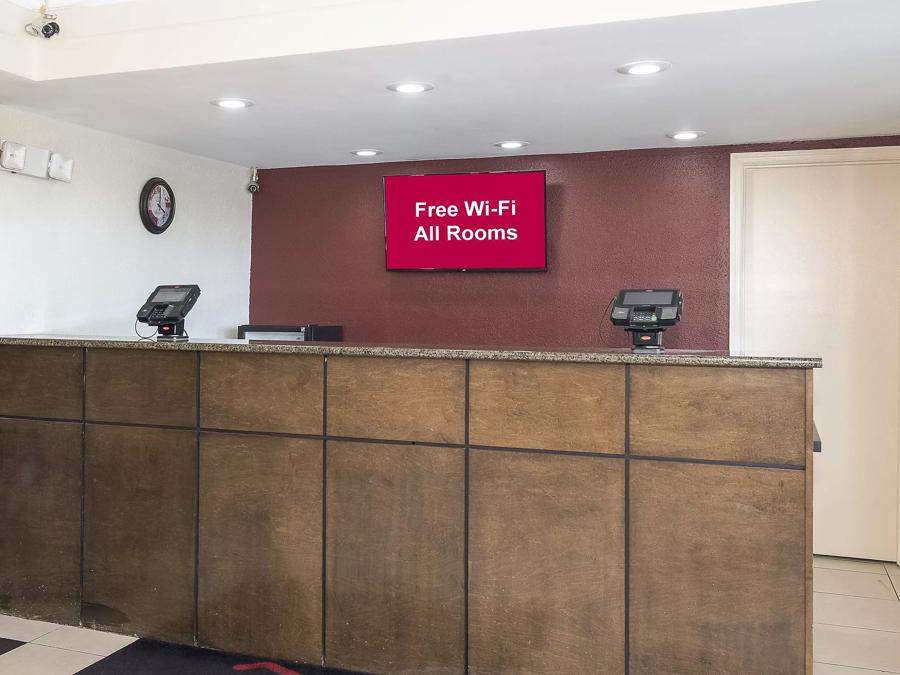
0 104 252 338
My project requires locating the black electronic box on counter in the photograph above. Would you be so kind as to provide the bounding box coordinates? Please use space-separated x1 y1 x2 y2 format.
137 284 201 341
237 324 343 341
609 288 683 350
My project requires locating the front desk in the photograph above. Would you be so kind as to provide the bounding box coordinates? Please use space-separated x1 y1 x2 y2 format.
0 336 821 674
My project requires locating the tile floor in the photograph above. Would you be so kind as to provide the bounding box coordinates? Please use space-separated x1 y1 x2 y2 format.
0 616 135 674
0 556 897 674
814 556 900 674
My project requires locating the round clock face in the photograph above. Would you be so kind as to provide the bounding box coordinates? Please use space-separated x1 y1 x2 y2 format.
140 178 176 234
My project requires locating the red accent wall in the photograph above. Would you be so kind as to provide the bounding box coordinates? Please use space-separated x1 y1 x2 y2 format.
249 137 900 349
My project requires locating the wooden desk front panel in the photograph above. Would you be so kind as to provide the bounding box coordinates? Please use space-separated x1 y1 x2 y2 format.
83 424 196 644
630 365 806 465
200 353 323 434
0 419 82 624
198 433 323 664
326 356 465 444
0 346 82 420
629 460 806 674
0 345 813 675
86 349 196 427
325 441 465 675
469 451 625 675
469 361 625 453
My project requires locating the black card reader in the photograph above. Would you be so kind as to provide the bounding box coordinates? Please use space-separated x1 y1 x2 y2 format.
609 288 683 351
136 285 201 341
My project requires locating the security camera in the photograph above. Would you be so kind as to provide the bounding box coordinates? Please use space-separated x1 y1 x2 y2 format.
247 167 260 193
40 20 60 38
25 6 60 39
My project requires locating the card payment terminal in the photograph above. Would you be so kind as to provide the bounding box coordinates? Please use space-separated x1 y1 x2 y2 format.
609 288 683 350
136 285 201 340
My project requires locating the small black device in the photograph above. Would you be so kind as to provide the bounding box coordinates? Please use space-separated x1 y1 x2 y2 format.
609 288 683 351
136 285 201 341
237 324 343 341
40 20 60 38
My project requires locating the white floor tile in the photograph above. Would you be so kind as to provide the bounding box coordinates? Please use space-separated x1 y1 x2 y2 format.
815 592 900 633
815 662 899 674
0 615 60 642
814 624 900 672
0 643 102 675
815 568 898 600
815 556 890 575
33 625 137 656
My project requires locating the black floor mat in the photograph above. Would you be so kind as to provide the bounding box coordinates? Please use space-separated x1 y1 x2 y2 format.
76 639 357 675
0 637 24 656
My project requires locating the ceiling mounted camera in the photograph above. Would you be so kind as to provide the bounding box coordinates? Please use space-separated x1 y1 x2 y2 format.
247 167 260 193
25 4 60 39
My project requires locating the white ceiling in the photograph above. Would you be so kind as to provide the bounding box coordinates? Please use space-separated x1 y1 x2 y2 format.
1 0 899 168
3 0 808 80
5 0 131 7
6 0 135 7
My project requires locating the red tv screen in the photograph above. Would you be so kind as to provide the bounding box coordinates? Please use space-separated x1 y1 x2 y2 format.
384 170 547 271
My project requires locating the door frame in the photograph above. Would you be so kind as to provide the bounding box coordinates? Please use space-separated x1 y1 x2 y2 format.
730 145 900 562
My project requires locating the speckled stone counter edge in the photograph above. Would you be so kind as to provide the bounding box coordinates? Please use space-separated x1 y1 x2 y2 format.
0 336 822 368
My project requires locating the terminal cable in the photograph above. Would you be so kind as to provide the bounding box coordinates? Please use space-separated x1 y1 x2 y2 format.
134 318 156 341
599 294 616 344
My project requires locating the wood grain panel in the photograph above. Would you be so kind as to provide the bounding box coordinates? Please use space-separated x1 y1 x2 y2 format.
0 346 82 419
198 433 322 663
630 365 806 464
327 357 464 444
325 441 464 675
86 349 196 427
630 460 806 674
83 424 195 643
0 419 82 623
469 451 625 674
200 353 323 434
804 369 814 675
469 361 625 453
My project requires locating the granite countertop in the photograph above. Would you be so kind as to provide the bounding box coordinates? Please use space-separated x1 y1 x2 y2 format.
0 334 822 368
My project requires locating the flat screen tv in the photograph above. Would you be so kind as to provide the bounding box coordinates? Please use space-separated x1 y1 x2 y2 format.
384 170 547 271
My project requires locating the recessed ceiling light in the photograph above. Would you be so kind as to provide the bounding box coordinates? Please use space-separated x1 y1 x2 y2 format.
210 98 255 109
351 149 382 157
616 60 671 76
494 141 529 150
386 81 435 94
667 131 706 141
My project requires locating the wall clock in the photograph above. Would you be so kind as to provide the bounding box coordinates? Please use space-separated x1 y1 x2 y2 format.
140 177 176 234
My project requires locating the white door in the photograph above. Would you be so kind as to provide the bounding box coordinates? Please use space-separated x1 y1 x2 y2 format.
731 147 900 562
